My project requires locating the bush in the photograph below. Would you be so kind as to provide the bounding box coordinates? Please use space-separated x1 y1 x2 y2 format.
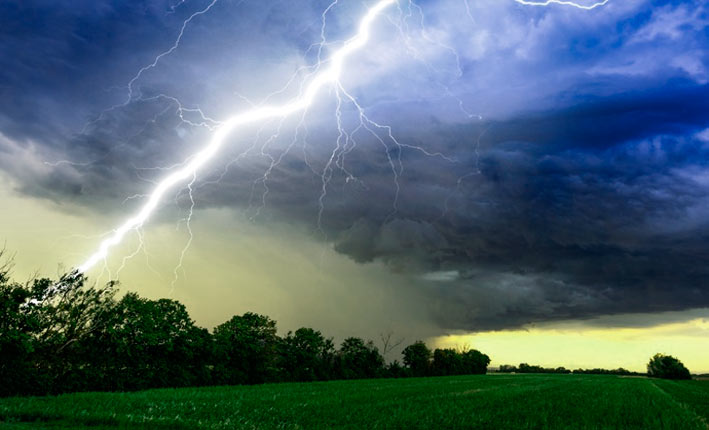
647 353 691 380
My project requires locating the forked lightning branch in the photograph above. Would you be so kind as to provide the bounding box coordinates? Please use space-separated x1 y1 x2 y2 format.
76 0 608 276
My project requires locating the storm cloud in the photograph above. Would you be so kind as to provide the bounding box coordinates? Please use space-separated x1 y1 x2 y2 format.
1 0 708 331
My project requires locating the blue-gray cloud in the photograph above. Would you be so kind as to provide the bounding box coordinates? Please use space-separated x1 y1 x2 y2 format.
1 0 708 330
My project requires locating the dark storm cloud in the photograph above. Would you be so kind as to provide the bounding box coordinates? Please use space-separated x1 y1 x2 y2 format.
2 0 709 330
323 116 709 330
491 82 709 151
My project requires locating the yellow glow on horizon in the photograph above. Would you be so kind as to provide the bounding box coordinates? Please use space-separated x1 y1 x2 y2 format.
433 317 709 374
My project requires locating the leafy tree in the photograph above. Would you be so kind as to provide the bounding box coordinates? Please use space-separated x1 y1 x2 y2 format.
431 348 490 376
87 293 211 391
337 337 385 379
0 270 118 395
213 312 279 384
0 261 38 396
402 341 431 376
279 327 335 381
518 363 544 374
647 353 691 380
432 348 461 376
460 349 490 375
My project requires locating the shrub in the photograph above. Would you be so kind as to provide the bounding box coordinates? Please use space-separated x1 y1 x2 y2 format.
647 353 691 380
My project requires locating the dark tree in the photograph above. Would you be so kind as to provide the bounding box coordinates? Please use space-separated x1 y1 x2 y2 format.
647 353 691 380
431 348 490 376
460 349 490 375
337 337 385 379
0 261 38 396
86 292 211 391
518 363 543 374
0 270 118 395
213 312 279 384
402 341 431 376
432 348 461 376
279 327 335 381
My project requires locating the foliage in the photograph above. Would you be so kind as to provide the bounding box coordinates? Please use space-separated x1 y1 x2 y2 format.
0 262 492 397
431 348 490 376
212 312 279 384
647 353 691 380
572 367 643 376
0 264 36 396
498 363 571 374
460 349 491 375
336 337 385 379
0 267 118 395
87 293 213 391
402 340 431 376
278 328 335 382
400 342 490 377
497 364 646 376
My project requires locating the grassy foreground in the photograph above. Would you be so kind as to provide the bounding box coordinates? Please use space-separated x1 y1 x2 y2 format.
1 374 708 429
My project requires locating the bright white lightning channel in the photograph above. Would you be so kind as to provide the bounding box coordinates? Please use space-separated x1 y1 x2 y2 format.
77 0 609 275
77 0 397 274
513 0 609 9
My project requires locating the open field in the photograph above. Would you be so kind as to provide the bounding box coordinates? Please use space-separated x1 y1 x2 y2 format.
1 374 708 429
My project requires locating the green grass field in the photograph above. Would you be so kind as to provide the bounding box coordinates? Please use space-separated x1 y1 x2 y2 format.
1 375 707 429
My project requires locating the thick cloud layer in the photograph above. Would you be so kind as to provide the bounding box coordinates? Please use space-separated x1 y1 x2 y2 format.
1 0 708 330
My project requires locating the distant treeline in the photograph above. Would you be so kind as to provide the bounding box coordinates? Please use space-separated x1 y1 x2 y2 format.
0 270 490 397
497 364 644 376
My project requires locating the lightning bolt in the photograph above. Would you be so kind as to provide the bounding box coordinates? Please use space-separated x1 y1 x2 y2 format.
74 0 609 277
513 0 609 10
126 0 221 104
77 0 398 274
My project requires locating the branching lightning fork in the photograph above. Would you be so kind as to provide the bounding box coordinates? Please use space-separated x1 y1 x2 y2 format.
513 0 609 10
74 0 609 277
77 0 398 274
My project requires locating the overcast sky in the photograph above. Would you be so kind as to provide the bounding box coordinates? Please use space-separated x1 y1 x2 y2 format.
1 0 708 370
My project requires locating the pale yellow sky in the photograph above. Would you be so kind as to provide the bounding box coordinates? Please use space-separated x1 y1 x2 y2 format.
0 173 433 341
2 173 708 373
434 316 709 374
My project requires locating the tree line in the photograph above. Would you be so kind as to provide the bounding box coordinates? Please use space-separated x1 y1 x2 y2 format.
0 259 692 398
0 269 490 397
496 363 644 376
496 356 691 379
